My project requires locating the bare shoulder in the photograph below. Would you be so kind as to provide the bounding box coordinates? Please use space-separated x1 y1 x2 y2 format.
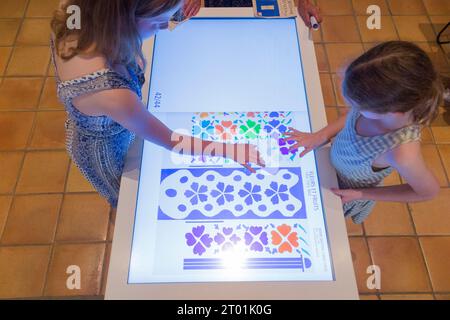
73 88 140 117
386 140 423 168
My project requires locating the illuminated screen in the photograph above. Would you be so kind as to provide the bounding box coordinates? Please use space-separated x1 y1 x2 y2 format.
128 18 334 283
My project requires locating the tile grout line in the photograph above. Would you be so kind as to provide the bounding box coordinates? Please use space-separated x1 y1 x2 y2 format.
41 157 73 298
0 0 32 244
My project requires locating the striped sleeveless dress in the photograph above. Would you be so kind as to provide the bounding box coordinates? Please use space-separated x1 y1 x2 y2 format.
330 109 421 224
50 39 145 208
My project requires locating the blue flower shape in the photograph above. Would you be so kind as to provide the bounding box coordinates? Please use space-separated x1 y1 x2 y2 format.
211 182 234 205
184 182 208 205
265 182 289 205
238 182 262 205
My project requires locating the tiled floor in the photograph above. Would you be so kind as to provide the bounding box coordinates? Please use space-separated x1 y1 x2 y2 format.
0 0 448 300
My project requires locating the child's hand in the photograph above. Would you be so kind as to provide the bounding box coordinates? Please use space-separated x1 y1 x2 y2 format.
183 0 201 18
331 188 363 204
226 143 266 173
283 127 329 157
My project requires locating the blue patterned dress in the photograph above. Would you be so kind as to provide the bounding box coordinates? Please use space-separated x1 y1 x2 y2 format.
330 109 421 224
50 40 145 207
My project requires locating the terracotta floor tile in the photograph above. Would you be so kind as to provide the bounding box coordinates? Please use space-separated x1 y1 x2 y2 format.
422 127 435 144
423 0 450 15
392 16 436 42
422 145 448 187
0 245 51 298
432 127 450 144
16 151 69 194
367 237 431 292
1 194 62 245
387 0 427 15
325 107 339 124
356 16 398 42
438 145 450 180
0 0 28 18
319 73 336 106
0 78 44 110
6 46 50 76
346 218 364 236
29 111 66 149
352 0 390 15
349 237 374 293
66 162 95 193
325 43 364 73
322 16 360 42
364 202 414 235
410 189 450 235
39 77 64 110
420 237 450 292
311 27 323 43
44 243 106 297
383 171 401 186
0 112 34 150
331 73 349 106
316 0 353 15
0 196 12 238
380 294 434 300
0 19 21 46
16 19 52 46
56 194 110 242
0 152 23 194
429 15 450 36
435 294 450 300
315 44 329 72
0 47 12 76
26 0 61 18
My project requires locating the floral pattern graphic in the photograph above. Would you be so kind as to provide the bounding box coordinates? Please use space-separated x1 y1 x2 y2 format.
238 182 262 205
239 119 261 140
214 227 241 252
244 226 269 252
185 226 213 256
271 224 299 253
215 121 238 141
265 182 289 204
184 182 208 205
211 182 234 205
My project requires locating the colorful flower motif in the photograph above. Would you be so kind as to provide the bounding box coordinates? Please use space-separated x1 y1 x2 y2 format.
192 120 216 140
214 227 241 251
211 182 234 205
278 138 298 156
238 182 262 205
271 224 299 253
184 182 208 205
215 121 238 141
185 225 213 256
240 120 261 140
265 182 289 204
244 226 269 252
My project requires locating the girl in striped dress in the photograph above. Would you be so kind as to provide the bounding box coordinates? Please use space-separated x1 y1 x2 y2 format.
285 41 443 224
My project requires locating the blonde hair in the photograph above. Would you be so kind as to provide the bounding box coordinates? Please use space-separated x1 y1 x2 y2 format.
343 41 443 125
51 0 182 66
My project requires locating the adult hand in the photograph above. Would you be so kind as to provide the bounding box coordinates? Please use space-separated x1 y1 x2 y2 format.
297 0 322 28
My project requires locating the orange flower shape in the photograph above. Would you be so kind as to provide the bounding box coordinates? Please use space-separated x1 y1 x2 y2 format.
271 224 299 253
215 121 238 141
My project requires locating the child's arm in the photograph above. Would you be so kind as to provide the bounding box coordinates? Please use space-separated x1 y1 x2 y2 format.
284 114 348 157
76 89 265 172
332 141 440 203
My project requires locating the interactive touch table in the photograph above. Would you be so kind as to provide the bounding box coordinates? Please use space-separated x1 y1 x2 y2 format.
106 8 358 300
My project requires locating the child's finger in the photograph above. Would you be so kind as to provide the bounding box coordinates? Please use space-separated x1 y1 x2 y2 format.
289 143 302 152
299 148 311 158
